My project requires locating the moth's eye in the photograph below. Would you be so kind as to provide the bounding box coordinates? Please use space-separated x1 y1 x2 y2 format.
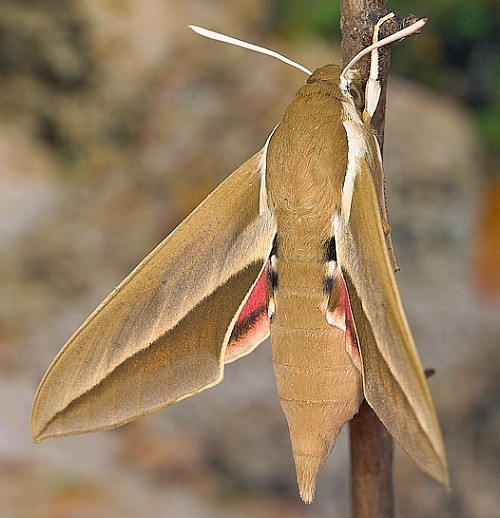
348 85 364 110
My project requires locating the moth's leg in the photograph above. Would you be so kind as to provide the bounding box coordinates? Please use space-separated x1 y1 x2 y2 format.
381 216 400 272
363 12 395 125
370 134 400 271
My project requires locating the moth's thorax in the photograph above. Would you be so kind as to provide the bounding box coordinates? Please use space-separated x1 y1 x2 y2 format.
265 69 350 226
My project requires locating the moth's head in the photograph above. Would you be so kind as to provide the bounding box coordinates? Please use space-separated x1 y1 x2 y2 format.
307 64 342 84
308 65 364 111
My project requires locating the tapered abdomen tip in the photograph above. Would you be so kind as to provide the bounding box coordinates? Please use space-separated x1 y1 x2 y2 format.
281 400 346 503
295 453 323 503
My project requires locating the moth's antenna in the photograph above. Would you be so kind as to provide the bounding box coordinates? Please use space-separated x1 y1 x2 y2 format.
189 25 312 76
340 17 427 81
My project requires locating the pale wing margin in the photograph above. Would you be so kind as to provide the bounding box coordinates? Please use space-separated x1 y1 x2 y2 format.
336 157 448 486
32 151 276 441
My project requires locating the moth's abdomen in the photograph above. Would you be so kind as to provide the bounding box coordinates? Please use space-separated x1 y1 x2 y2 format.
265 89 363 501
270 259 363 503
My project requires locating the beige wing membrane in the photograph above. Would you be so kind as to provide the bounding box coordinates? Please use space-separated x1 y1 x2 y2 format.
32 152 276 442
337 158 448 486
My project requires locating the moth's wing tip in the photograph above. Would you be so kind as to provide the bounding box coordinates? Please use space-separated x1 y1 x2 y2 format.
31 432 43 444
30 406 46 443
416 414 450 489
31 389 65 443
31 422 86 444
31 411 64 443
416 453 449 490
430 454 450 489
30 419 52 443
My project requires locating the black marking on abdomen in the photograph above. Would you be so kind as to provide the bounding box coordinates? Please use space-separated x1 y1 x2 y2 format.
323 275 334 295
268 235 279 291
323 237 337 263
267 265 279 290
270 235 278 258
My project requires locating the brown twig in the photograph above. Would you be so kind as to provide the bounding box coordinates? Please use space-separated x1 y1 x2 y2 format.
340 2 420 517
349 400 395 518
340 0 418 151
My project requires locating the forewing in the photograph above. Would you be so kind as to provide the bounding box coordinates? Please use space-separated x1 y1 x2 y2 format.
336 158 448 485
32 151 276 441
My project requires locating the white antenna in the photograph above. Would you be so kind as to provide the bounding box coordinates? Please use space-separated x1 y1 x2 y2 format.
340 17 427 80
189 25 312 76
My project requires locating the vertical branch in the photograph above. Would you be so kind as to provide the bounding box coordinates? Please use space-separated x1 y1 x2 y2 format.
340 0 391 150
349 400 395 518
340 1 418 150
339 1 415 517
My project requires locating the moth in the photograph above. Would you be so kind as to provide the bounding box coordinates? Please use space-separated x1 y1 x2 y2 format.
32 16 448 503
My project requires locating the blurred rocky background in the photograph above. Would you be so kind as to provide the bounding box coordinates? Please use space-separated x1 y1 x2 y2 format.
0 1 498 517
